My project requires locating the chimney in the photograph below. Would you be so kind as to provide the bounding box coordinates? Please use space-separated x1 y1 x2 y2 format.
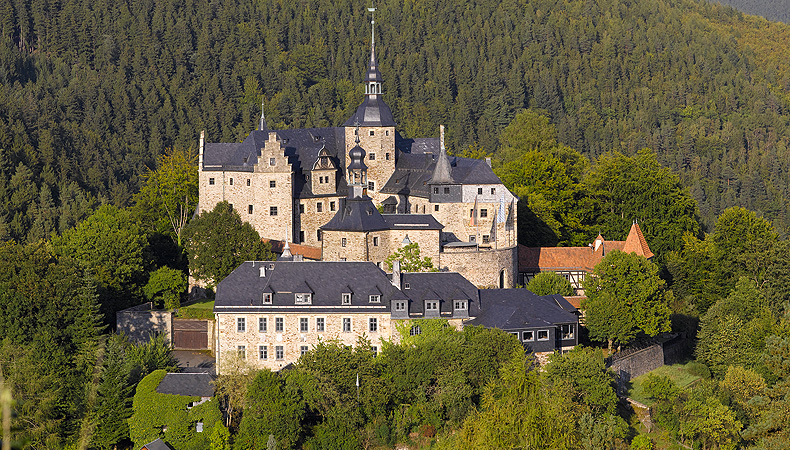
485 157 492 168
259 267 266 277
392 260 401 289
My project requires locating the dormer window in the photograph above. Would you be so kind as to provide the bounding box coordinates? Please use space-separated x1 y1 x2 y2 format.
394 301 406 311
425 301 439 311
263 293 272 304
369 295 381 303
453 300 468 311
404 283 410 289
342 293 352 305
295 293 312 305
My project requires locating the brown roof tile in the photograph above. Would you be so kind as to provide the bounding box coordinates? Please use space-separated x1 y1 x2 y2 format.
622 222 654 259
263 239 322 260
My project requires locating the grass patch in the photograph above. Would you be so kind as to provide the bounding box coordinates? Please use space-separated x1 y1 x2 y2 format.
176 299 215 319
627 362 703 406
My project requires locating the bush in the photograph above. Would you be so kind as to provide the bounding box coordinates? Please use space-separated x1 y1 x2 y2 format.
630 434 654 450
642 374 680 401
686 361 711 379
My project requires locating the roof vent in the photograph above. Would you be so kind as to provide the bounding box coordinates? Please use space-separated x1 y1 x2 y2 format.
259 267 266 277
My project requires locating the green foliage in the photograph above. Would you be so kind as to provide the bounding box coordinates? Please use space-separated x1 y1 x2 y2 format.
582 250 671 349
209 422 231 450
642 374 681 402
89 336 134 450
545 347 619 415
526 271 574 296
630 434 654 450
384 243 437 272
126 334 178 382
213 352 256 432
183 201 274 287
235 370 303 450
129 370 222 450
743 336 790 447
143 267 187 310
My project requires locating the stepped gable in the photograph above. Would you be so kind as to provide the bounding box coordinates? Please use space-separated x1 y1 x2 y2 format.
214 261 407 314
468 289 578 329
622 222 654 259
400 272 480 316
202 129 270 170
321 196 389 232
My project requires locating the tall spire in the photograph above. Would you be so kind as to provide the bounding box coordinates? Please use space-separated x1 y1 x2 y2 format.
259 99 268 133
365 3 382 97
429 125 454 184
368 3 376 67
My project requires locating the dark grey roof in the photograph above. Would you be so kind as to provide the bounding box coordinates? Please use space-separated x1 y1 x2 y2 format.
381 152 501 198
428 147 454 184
155 373 215 397
214 261 408 314
321 197 389 232
401 272 480 316
343 95 396 127
396 137 440 155
467 289 578 330
382 214 443 230
141 438 171 450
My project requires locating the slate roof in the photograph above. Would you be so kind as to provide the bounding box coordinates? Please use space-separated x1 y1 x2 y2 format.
214 261 408 314
518 223 654 272
467 289 578 330
400 272 480 316
344 95 396 127
321 197 389 232
382 214 444 230
155 373 215 397
141 438 171 450
380 153 501 198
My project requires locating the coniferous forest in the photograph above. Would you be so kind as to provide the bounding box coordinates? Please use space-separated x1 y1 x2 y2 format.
5 0 790 448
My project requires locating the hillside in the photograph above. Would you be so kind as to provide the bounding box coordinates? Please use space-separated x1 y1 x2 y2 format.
3 0 790 240
714 0 790 23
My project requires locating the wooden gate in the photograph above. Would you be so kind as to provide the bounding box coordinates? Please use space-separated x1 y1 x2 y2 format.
172 319 209 350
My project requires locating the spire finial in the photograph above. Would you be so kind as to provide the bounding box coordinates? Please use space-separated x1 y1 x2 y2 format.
354 120 361 144
259 99 268 132
282 230 292 258
368 3 376 63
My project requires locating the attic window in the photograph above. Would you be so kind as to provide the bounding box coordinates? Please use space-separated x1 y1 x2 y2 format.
367 209 373 215
295 293 312 305
404 283 410 289
342 293 352 305
537 330 549 341
369 295 381 303
453 300 467 311
263 293 272 304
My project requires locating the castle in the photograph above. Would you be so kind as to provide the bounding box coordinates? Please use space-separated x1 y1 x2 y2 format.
197 10 518 288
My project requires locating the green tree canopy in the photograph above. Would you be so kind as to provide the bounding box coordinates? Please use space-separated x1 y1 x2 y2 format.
183 201 274 287
143 266 187 310
582 250 671 350
526 272 574 296
384 242 437 272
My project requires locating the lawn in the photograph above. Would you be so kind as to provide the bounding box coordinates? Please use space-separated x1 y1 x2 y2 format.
627 362 703 407
176 299 215 319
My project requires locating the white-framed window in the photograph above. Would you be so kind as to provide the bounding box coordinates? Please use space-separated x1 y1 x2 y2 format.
478 187 483 195
269 180 276 188
275 345 284 360
510 332 519 339
404 283 410 289
275 317 284 332
300 345 309 356
425 301 439 311
295 293 312 304
270 206 278 216
482 235 490 244
343 318 352 333
263 293 272 304
369 318 378 333
538 330 550 341
341 238 347 247
316 317 325 332
259 317 267 333
237 345 246 359
317 202 323 212
368 181 375 191
373 236 379 246
236 317 246 332
369 294 381 303
394 301 406 311
410 325 421 336
300 317 309 332
561 324 575 340
522 331 534 341
342 293 352 305
259 345 268 360
453 300 467 311
480 209 488 218
491 187 496 195
209 177 215 185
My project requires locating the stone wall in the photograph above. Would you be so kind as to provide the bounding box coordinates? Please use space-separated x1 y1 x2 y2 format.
345 125 397 204
439 246 518 288
216 311 393 373
116 302 173 344
609 344 665 388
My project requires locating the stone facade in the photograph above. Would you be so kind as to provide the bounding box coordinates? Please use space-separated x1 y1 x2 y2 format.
439 246 518 288
321 227 441 268
116 302 173 344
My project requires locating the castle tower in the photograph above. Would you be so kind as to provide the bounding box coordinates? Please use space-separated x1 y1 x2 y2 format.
344 5 396 202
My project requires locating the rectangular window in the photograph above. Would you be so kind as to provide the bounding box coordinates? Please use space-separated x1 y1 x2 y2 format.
426 301 438 311
319 176 324 184
229 203 233 210
299 203 305 214
300 345 309 356
275 318 284 332
209 177 215 185
538 330 550 341
482 235 490 244
369 152 376 160
300 317 309 332
478 187 483 195
343 318 352 333
270 158 276 166
270 206 278 216
247 179 251 186
454 300 467 310
248 205 253 214
480 209 488 218
316 318 325 332
371 346 378 356
395 301 406 311
269 180 276 188
369 318 378 332
386 152 390 160
491 187 496 195
299 231 305 243
341 238 347 247
434 204 439 211
259 345 268 359
369 295 381 303
259 317 267 333
342 293 352 305
237 345 246 359
404 282 410 289
522 331 534 341
444 187 450 194
469 235 476 242
561 324 575 340
237 317 246 332
317 230 322 241
295 293 312 305
330 201 336 211
230 178 234 185
368 181 375 191
275 345 284 360
317 202 323 212
369 130 375 136
433 187 439 194
263 293 272 304
373 237 379 246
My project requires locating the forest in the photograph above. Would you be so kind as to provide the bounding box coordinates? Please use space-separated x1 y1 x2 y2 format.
3 0 790 447
713 0 790 23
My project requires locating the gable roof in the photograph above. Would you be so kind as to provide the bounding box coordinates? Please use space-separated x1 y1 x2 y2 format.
141 439 171 450
400 272 480 316
263 238 322 260
321 197 389 232
155 373 215 397
467 289 578 330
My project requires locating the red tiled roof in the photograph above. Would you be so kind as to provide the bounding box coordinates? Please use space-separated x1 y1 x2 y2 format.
262 239 322 260
622 222 654 259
